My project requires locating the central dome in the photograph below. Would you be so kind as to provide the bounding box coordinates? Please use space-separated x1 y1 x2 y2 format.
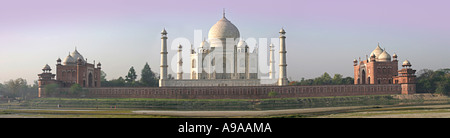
208 16 240 39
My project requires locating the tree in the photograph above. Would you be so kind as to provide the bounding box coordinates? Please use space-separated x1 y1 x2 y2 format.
125 66 137 86
268 91 278 97
332 74 343 85
44 83 59 96
416 68 450 95
4 78 27 98
108 77 126 87
69 83 82 95
140 62 158 87
290 73 353 86
167 74 175 80
314 72 332 85
342 77 354 85
100 70 107 82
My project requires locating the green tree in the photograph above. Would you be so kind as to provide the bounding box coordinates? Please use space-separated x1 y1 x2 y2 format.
416 68 450 95
112 77 126 87
125 66 138 86
44 83 59 96
332 74 343 85
4 78 27 98
314 72 332 85
69 83 82 95
268 91 278 97
342 77 354 85
140 62 158 87
100 70 107 82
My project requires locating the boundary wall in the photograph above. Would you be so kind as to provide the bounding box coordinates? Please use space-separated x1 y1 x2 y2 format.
41 84 403 99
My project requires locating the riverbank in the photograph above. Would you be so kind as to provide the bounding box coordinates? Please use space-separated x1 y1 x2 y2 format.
1 94 448 118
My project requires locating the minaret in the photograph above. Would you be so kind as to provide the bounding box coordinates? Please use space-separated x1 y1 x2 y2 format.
278 28 288 86
177 44 183 80
159 28 168 87
269 43 275 79
245 44 250 79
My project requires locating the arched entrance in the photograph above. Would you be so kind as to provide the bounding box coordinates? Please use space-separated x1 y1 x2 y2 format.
361 70 366 84
88 73 93 87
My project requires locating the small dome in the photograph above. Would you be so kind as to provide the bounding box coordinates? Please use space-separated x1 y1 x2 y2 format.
377 50 391 62
279 28 286 34
71 49 85 63
402 60 411 67
370 45 384 59
161 28 167 34
42 64 51 71
62 54 76 65
199 40 210 49
208 16 240 39
237 39 247 48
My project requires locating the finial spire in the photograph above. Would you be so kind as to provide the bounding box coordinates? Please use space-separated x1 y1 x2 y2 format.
223 8 225 18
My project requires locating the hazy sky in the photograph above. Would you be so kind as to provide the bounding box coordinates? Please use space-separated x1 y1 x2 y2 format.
1 0 449 84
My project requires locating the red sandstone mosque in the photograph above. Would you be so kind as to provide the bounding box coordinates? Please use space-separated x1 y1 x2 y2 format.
353 44 416 94
38 48 102 94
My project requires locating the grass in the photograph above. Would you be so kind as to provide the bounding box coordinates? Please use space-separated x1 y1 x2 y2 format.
16 94 445 111
1 94 449 118
0 109 174 118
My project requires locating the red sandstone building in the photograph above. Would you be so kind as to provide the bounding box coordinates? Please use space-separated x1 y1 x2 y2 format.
353 44 416 94
38 48 101 96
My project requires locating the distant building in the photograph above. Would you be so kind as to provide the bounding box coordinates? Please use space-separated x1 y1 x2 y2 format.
38 48 101 97
353 44 416 94
159 11 288 87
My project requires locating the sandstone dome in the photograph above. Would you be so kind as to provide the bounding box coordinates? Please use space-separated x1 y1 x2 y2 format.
402 59 411 66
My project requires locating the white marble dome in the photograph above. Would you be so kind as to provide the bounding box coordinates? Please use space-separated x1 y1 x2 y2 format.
237 39 247 48
70 49 85 63
370 45 384 59
377 50 391 62
208 16 240 39
62 54 76 65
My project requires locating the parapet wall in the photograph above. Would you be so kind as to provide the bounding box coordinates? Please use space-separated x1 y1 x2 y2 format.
42 84 402 99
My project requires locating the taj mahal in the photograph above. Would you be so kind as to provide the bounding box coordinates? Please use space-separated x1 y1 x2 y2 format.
158 11 289 87
37 10 417 98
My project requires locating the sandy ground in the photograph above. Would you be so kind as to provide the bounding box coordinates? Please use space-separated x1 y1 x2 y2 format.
318 105 450 118
2 104 450 118
132 106 368 117
133 104 450 118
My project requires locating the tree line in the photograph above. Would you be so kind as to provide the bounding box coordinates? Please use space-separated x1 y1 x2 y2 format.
0 78 38 100
101 62 170 87
416 68 450 95
289 72 354 86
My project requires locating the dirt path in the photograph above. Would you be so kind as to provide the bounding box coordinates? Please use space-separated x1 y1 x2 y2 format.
2 104 450 118
132 106 369 117
133 104 450 118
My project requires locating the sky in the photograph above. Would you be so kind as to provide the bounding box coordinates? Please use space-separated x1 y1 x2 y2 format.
0 0 449 84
